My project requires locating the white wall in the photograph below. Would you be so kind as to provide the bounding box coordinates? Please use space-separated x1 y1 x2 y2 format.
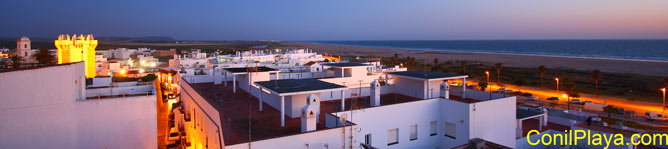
393 77 427 99
0 63 157 149
334 99 443 149
85 85 154 97
225 125 357 149
334 97 517 149
468 96 517 148
179 81 225 149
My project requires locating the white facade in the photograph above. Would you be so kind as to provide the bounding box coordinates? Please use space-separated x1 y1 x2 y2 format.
333 96 517 148
0 62 157 149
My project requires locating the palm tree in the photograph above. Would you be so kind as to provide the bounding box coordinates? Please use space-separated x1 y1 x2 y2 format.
591 69 601 97
478 77 488 91
392 53 398 66
514 77 526 92
432 58 439 71
460 61 467 74
0 60 6 69
495 63 502 85
10 55 22 68
663 76 668 89
603 105 616 118
561 77 577 110
33 48 56 65
538 65 546 88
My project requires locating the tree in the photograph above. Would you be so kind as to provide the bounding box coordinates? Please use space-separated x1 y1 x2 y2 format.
538 65 546 88
603 105 616 118
0 60 6 69
460 61 467 74
405 56 411 69
392 53 398 66
495 63 502 85
410 57 415 68
591 69 601 97
10 55 22 68
663 76 668 89
561 77 578 110
140 74 157 82
477 77 488 91
514 77 526 91
432 58 439 71
33 48 56 65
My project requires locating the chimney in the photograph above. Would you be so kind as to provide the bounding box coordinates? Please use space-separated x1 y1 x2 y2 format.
440 82 450 99
370 80 381 106
301 94 320 132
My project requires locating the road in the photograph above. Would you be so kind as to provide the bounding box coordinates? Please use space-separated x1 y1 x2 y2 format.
458 80 668 127
482 82 666 116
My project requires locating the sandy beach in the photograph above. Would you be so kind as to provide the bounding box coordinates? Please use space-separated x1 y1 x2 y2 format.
285 42 668 76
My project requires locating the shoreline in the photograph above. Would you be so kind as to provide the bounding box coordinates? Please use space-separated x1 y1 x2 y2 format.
305 41 668 63
284 42 668 76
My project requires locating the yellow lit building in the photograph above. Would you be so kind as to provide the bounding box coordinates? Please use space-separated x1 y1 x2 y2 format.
55 34 98 78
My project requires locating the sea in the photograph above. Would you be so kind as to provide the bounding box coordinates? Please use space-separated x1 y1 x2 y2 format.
309 40 668 62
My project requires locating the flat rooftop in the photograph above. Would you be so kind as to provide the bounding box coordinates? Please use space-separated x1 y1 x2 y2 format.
186 81 425 145
517 108 545 119
320 93 424 114
321 62 370 67
255 79 347 95
223 66 278 73
388 70 466 80
188 82 347 146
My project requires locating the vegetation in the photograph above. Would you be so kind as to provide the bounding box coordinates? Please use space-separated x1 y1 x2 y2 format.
603 105 616 118
538 65 546 88
591 69 601 97
33 48 56 64
460 61 467 74
513 77 526 91
495 63 502 85
477 77 488 91
140 74 157 82
432 58 440 71
10 55 22 68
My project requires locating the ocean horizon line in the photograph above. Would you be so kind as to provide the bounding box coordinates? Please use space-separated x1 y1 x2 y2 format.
302 40 668 63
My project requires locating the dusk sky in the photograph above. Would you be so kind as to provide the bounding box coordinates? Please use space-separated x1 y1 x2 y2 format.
1 0 667 41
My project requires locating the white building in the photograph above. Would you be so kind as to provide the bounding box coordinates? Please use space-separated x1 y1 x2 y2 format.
0 62 157 148
175 63 516 149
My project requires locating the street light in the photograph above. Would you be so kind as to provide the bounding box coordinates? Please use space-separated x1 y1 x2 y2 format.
485 71 490 92
662 88 666 110
555 77 559 92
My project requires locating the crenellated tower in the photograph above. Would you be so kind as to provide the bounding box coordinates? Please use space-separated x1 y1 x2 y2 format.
55 34 98 78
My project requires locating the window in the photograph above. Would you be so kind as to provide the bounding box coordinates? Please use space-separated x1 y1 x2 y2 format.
445 122 456 139
410 125 418 141
365 134 372 145
387 128 398 146
430 121 437 136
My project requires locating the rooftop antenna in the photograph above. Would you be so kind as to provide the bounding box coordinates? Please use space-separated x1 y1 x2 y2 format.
245 63 253 149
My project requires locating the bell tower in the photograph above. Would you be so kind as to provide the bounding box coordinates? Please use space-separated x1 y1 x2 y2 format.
16 36 31 58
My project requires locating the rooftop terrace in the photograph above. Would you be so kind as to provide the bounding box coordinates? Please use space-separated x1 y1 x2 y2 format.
187 81 429 145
